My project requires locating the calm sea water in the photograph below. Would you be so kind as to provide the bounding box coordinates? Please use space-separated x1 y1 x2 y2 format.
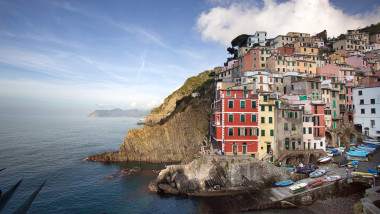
0 115 206 214
0 115 347 214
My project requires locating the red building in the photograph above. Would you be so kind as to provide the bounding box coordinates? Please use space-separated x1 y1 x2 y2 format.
277 44 294 55
211 89 259 156
311 101 326 150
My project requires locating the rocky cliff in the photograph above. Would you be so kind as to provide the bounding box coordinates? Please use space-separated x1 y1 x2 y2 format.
88 68 217 163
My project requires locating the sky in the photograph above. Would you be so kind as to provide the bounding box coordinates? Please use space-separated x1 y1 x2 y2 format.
0 0 379 116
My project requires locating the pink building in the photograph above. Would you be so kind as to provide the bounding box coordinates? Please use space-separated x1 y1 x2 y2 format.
242 49 261 72
346 56 372 74
316 64 343 81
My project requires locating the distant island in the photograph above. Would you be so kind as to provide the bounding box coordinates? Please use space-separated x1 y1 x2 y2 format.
87 108 151 118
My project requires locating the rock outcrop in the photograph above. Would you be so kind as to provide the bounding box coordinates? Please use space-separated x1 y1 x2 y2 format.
88 69 216 163
150 155 306 196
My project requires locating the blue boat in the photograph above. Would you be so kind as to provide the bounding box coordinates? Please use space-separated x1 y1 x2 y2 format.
275 180 294 187
333 152 341 156
326 148 337 153
348 161 359 166
281 167 294 170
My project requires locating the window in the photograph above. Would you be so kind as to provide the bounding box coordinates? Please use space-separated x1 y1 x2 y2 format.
270 130 274 136
359 90 362 96
282 111 285 118
285 139 289 150
291 85 294 90
228 128 233 136
281 79 283 83
226 90 231 96
264 96 268 102
240 114 246 122
371 120 375 128
314 107 318 114
240 101 245 108
228 114 233 122
284 123 288 130
261 117 265 123
360 99 364 105
261 106 265 111
316 83 319 89
311 82 314 89
228 100 233 108
252 114 257 122
320 141 323 147
252 101 257 109
371 99 375 104
288 112 293 118
309 127 312 134
291 123 296 131
295 112 298 118
269 106 273 111
361 109 365 114
333 100 336 108
371 108 376 114
303 127 306 134
261 130 265 136
269 117 273 123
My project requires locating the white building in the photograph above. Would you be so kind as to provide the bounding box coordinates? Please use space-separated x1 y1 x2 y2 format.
353 86 380 139
244 70 274 92
247 31 267 47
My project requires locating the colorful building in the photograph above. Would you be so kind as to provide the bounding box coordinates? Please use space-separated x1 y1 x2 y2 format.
211 89 260 157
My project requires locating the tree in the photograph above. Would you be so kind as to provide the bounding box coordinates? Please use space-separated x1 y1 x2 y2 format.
226 34 250 59
337 34 346 40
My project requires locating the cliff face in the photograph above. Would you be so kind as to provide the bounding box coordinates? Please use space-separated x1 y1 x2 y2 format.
88 69 217 163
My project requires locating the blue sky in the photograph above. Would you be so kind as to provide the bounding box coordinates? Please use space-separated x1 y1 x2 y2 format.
0 0 379 115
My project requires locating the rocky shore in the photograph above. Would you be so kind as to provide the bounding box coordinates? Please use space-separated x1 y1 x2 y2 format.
149 155 306 196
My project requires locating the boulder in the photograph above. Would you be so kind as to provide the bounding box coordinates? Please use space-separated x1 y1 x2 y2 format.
158 184 179 195
300 195 313 206
171 172 178 183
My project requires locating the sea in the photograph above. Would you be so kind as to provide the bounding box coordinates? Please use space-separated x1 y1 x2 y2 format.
0 115 358 214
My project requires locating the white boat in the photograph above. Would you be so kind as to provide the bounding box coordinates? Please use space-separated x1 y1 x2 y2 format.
363 139 380 145
318 156 332 163
323 175 341 182
334 147 345 153
309 169 326 178
289 182 307 193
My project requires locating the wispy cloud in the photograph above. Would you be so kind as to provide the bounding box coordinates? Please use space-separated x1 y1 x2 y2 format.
196 0 380 46
137 51 146 79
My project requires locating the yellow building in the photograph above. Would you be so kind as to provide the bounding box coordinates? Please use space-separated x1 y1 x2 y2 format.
294 41 318 55
258 93 278 161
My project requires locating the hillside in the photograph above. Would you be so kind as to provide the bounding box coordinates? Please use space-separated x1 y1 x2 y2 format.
143 69 216 125
88 68 217 163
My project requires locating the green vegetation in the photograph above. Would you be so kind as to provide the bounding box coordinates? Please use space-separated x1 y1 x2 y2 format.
359 22 380 35
150 69 215 115
212 158 217 164
353 201 363 213
357 136 363 143
231 159 235 164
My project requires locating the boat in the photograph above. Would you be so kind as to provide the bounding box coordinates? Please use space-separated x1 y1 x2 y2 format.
318 156 332 163
352 172 374 178
309 169 326 178
347 156 368 162
348 161 359 166
333 152 341 156
275 180 294 187
334 147 345 153
308 179 323 188
296 168 315 174
323 175 342 182
289 183 307 194
363 139 380 145
356 147 376 152
326 148 337 153
367 169 378 175
281 167 294 170
350 142 358 146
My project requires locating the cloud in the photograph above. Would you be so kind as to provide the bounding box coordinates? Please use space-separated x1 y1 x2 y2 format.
196 0 380 46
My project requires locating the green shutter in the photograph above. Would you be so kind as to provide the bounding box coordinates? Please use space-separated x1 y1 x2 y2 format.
270 130 274 136
261 117 265 123
261 130 265 136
